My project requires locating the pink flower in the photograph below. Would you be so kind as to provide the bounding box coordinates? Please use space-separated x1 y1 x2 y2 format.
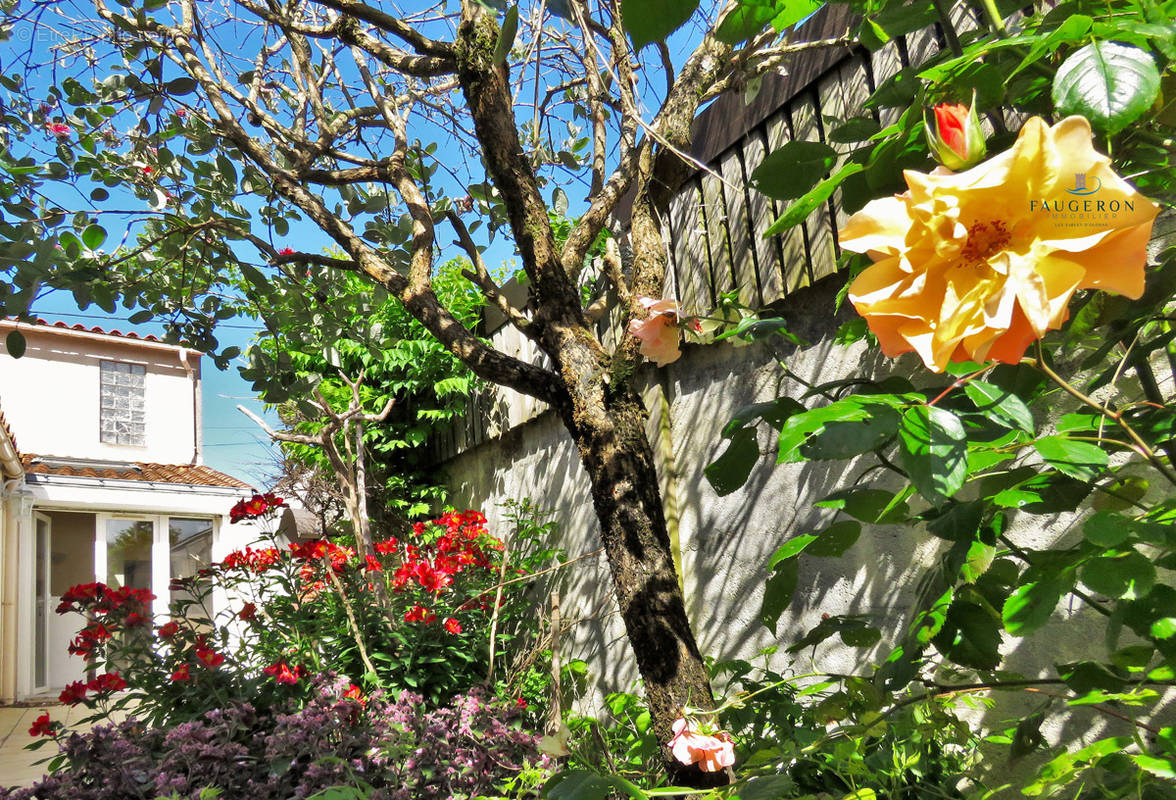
669 718 735 773
627 296 684 366
46 122 71 138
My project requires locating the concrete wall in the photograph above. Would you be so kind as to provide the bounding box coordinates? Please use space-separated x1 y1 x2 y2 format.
0 322 200 465
440 271 1176 779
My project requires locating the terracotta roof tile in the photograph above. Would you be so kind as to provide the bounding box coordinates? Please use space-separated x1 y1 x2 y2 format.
0 401 17 454
32 317 163 342
22 454 252 490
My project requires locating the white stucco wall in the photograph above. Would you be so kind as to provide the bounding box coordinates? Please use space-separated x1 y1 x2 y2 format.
0 322 200 465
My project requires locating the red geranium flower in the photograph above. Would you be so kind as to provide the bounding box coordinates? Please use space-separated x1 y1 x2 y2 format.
87 672 126 693
170 664 191 682
28 712 56 737
158 621 180 638
58 681 87 705
195 647 225 668
262 660 303 685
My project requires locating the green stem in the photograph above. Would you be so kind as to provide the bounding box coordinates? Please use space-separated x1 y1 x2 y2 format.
1032 349 1176 487
931 0 965 56
978 0 1006 34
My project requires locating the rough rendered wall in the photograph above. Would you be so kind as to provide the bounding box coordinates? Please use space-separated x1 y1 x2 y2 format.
441 270 1175 769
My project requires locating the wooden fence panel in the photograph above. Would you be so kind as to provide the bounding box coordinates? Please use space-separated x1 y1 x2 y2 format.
719 149 761 307
700 168 734 303
790 93 838 282
764 109 812 293
741 129 785 303
668 179 712 316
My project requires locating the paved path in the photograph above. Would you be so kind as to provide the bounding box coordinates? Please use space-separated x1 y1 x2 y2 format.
0 701 128 789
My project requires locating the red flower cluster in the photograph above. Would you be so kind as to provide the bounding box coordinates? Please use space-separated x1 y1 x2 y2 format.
403 605 436 623
57 582 154 616
229 493 286 523
28 712 56 737
58 672 127 706
219 545 281 573
263 660 303 685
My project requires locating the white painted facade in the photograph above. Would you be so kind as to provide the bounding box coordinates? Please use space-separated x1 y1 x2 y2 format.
0 321 261 702
0 320 201 465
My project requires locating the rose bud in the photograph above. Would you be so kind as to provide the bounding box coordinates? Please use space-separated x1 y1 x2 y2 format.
925 98 986 171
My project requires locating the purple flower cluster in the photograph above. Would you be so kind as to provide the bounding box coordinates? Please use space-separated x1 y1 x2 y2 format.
0 676 547 800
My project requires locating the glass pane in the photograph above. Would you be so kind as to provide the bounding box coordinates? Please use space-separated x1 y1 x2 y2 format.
34 519 48 688
169 518 212 610
106 519 153 593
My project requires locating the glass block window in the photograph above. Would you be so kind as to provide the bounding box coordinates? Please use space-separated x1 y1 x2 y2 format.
99 360 146 446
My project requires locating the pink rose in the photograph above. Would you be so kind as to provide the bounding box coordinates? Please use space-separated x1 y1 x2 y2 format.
628 296 684 366
669 717 735 773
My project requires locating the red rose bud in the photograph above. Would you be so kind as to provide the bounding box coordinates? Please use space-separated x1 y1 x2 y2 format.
926 99 986 171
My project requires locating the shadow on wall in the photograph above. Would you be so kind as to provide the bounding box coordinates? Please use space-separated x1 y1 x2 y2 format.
438 273 1175 780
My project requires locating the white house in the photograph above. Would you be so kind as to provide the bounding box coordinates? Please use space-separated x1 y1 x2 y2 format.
0 318 261 701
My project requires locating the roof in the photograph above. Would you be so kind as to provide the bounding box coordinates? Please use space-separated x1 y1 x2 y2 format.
7 317 163 342
21 454 251 490
1 318 202 357
0 402 17 454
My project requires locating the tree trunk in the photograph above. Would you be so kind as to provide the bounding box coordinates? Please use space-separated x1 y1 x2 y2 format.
553 375 728 788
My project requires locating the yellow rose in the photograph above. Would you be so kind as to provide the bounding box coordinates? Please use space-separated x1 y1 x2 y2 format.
840 116 1159 373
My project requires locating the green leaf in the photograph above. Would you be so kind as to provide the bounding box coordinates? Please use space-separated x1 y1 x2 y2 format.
806 520 861 557
1058 661 1129 694
816 487 909 524
705 428 760 496
1080 552 1155 599
964 380 1034 434
932 600 1003 670
81 223 107 250
1052 42 1161 134
764 163 864 236
4 330 26 359
493 6 519 66
1003 577 1072 636
799 405 899 460
761 556 799 634
621 0 699 50
737 775 797 800
1034 436 1109 481
898 406 968 505
165 77 198 95
716 0 822 43
768 535 816 565
1151 617 1176 639
1083 511 1132 548
751 141 837 201
828 116 882 143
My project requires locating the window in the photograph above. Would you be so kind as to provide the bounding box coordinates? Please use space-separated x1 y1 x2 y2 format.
99 360 146 446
